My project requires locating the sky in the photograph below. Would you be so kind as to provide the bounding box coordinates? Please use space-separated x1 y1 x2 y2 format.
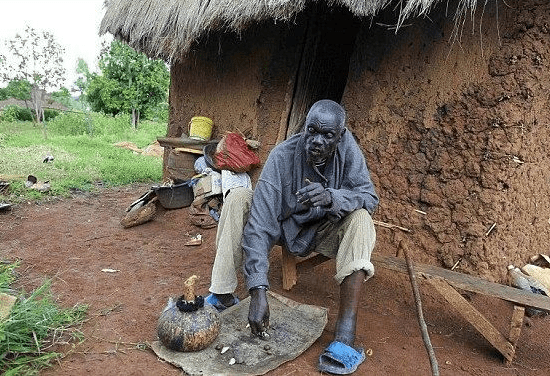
0 0 112 90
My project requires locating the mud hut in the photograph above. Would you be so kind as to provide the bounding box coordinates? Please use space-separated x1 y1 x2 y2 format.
101 0 550 284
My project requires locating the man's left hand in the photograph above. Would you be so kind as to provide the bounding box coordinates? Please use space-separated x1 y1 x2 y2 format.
297 182 332 207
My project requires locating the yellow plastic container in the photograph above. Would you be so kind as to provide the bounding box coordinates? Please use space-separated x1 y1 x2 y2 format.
188 116 213 141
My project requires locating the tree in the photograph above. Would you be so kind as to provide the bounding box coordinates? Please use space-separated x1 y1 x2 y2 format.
0 26 66 123
74 58 90 102
85 40 169 129
0 79 32 104
50 87 72 108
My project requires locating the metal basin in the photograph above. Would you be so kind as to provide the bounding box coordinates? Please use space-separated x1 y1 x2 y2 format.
152 181 194 209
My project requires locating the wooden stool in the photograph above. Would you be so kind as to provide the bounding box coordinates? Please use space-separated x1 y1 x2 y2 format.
278 245 331 290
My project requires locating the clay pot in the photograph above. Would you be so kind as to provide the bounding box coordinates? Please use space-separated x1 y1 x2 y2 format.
157 275 220 352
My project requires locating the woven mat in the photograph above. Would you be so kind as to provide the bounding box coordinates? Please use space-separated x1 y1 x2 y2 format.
151 291 328 376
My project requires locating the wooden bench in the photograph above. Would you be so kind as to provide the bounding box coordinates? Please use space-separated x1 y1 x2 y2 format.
279 246 550 363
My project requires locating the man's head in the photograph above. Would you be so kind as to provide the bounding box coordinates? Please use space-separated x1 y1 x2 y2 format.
303 99 346 165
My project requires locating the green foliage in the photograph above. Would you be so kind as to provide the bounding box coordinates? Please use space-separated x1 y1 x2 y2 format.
50 87 71 108
0 261 18 292
144 100 169 123
0 105 34 122
85 40 169 126
47 112 136 136
45 112 91 136
0 105 57 122
86 74 125 116
42 109 59 121
0 79 32 101
0 262 87 376
0 115 164 200
74 58 91 103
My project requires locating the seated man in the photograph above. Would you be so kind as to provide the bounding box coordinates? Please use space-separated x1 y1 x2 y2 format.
206 99 378 374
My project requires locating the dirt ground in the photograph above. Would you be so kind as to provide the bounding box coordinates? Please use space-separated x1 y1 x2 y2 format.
1 184 550 376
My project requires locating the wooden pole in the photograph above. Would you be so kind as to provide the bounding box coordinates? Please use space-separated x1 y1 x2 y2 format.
400 240 439 376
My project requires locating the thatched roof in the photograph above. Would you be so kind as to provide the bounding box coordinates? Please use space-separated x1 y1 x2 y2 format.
100 0 479 62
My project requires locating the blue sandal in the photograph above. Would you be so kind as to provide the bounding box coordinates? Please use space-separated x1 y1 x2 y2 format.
318 341 366 374
205 293 239 312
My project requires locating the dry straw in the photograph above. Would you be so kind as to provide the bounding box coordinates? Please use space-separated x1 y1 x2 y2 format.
100 0 482 62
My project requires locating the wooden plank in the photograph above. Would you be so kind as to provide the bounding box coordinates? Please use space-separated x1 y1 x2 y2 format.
297 254 331 271
174 147 204 155
285 7 360 138
280 246 298 291
508 305 525 344
425 276 515 362
279 247 331 290
277 78 294 145
372 254 550 311
506 306 525 365
157 137 211 149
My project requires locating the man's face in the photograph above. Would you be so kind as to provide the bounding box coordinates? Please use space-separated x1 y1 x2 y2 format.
304 110 344 165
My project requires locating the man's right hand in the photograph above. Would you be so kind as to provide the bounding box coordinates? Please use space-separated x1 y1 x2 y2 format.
297 181 332 207
248 287 270 338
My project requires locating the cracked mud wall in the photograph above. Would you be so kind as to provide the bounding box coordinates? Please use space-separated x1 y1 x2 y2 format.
344 0 550 282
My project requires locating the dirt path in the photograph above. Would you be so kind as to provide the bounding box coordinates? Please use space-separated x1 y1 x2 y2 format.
1 184 549 375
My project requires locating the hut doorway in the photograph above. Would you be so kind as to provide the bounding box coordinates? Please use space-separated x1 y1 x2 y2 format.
285 5 361 137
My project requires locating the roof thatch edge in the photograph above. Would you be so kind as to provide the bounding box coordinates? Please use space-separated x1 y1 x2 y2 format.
99 0 481 62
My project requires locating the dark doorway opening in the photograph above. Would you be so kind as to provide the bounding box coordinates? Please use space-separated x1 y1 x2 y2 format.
286 4 361 137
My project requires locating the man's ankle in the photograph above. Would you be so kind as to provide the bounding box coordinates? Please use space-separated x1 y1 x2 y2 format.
333 324 355 346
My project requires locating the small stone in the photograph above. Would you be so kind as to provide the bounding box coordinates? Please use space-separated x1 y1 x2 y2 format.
264 344 271 351
221 346 230 354
215 343 223 350
229 358 236 365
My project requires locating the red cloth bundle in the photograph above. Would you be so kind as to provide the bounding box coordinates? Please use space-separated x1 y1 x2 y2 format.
214 133 260 173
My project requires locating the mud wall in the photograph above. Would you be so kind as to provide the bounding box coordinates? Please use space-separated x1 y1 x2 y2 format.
344 0 550 282
167 22 306 181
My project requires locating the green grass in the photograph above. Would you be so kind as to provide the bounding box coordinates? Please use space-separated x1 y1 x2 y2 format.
0 262 88 376
0 112 166 200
